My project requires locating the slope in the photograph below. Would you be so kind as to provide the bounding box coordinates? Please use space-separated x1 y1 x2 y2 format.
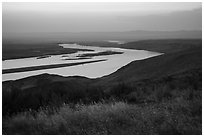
98 45 201 86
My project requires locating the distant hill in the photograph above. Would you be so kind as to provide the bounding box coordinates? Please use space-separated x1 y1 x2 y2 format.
118 39 202 53
79 39 202 53
3 30 201 43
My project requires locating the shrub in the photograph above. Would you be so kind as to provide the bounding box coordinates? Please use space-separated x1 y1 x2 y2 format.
3 99 202 135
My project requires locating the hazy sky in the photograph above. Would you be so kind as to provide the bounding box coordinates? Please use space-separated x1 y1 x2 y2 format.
3 2 202 33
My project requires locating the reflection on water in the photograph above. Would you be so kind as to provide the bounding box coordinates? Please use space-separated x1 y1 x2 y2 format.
106 40 125 44
2 43 162 81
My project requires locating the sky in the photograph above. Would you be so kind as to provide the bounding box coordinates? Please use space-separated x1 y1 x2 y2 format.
2 2 202 33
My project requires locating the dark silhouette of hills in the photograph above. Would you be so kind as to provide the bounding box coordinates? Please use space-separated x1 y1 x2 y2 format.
3 30 201 43
118 39 202 53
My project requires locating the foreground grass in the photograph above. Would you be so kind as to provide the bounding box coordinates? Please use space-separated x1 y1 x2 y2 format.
3 93 201 135
2 68 201 135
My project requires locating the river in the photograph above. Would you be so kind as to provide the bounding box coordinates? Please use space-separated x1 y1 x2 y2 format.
2 43 162 81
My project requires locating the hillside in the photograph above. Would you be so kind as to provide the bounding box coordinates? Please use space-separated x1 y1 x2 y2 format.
98 45 202 87
118 39 202 53
2 39 202 134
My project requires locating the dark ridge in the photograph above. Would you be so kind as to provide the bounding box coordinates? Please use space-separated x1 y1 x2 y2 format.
119 39 202 53
77 51 123 57
77 39 201 53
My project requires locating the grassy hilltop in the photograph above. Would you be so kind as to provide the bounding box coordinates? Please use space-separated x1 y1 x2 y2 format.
2 39 202 135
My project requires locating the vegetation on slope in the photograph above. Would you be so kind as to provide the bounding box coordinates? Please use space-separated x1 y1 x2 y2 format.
3 67 202 134
3 74 202 135
3 99 202 135
2 39 202 135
